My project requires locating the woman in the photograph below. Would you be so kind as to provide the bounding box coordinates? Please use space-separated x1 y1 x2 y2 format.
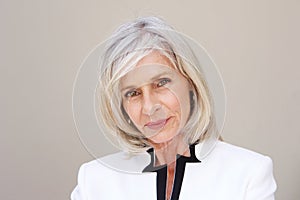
71 16 276 200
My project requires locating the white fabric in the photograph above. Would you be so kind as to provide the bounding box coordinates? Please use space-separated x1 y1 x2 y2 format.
71 141 277 200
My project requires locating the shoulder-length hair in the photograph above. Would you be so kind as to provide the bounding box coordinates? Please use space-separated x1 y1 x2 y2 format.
97 16 217 153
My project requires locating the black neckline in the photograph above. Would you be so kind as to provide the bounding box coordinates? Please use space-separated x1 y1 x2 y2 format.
142 145 201 200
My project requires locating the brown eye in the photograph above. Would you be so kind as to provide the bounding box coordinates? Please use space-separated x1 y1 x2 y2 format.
157 78 171 87
125 90 141 98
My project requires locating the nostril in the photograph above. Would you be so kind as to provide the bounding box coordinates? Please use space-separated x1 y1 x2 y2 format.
143 104 162 116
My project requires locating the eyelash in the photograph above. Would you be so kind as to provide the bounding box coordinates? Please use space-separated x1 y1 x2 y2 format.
124 90 141 98
124 78 171 98
156 78 171 87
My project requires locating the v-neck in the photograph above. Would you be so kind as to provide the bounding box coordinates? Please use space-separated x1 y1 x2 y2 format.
143 145 201 200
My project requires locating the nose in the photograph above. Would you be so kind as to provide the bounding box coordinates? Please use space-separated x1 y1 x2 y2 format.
142 88 160 116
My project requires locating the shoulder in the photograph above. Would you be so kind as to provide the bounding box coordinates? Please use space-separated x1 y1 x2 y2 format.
187 141 277 199
196 141 275 177
78 151 151 174
212 141 270 161
207 142 277 199
202 141 275 184
82 141 272 172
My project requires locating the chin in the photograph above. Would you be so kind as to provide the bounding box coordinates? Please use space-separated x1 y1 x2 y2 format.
148 132 177 144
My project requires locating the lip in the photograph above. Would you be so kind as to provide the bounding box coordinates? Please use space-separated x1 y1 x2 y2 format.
145 117 171 130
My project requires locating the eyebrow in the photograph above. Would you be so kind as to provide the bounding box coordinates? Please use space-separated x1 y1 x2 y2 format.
120 71 173 92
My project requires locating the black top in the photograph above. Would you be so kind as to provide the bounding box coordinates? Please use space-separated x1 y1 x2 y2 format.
142 145 201 200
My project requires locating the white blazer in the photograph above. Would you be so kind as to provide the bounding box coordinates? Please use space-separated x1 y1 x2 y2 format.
71 141 277 200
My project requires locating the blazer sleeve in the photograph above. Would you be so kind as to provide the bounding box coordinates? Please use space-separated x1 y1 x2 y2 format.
245 156 277 200
71 163 88 200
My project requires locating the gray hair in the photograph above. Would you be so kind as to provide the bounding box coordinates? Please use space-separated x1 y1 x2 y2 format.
97 16 217 152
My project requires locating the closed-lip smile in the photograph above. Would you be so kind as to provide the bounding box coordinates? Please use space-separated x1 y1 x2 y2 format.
145 117 171 130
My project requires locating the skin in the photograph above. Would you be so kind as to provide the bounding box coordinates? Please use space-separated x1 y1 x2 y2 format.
120 51 192 199
121 52 191 144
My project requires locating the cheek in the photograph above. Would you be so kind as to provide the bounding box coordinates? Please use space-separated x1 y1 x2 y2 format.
168 88 191 122
123 102 143 125
122 90 187 125
178 91 191 111
162 93 181 114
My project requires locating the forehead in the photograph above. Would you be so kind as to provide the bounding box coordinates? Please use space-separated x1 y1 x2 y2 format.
136 51 175 68
119 51 178 89
120 64 176 90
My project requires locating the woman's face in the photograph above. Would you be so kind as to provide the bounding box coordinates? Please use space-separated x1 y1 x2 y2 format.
120 52 191 144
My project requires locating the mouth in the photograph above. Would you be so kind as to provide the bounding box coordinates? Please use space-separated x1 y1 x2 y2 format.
145 117 171 130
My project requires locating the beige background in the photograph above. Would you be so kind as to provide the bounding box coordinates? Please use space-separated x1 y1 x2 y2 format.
1 0 299 199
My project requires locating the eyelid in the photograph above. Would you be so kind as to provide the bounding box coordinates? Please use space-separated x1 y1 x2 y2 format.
122 77 172 97
124 89 140 98
156 77 171 87
124 90 134 98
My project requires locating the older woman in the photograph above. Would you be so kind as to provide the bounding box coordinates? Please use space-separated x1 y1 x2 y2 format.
71 16 276 200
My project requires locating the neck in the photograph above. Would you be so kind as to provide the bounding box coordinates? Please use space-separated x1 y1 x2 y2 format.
150 134 190 166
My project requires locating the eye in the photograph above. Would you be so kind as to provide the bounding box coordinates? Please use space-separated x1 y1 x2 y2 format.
157 78 171 87
124 90 141 98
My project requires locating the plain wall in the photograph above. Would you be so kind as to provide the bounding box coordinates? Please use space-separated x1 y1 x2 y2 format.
1 0 299 199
